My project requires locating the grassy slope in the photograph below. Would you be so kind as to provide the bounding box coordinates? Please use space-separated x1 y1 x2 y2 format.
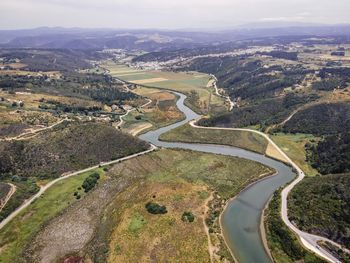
0 149 273 262
64 149 273 263
0 168 106 263
265 190 326 263
159 123 268 154
271 133 319 176
288 173 350 249
96 149 274 262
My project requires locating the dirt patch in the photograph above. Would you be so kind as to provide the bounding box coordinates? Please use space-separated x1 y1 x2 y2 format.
266 142 289 163
129 122 153 136
22 174 138 263
132 78 168 84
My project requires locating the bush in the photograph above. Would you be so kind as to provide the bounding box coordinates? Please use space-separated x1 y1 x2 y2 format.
82 172 100 193
145 202 167 214
181 211 195 222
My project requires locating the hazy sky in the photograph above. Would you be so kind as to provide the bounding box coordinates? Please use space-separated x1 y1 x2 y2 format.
1 0 350 29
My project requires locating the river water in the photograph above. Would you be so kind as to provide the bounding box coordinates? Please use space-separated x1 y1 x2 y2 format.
139 92 295 263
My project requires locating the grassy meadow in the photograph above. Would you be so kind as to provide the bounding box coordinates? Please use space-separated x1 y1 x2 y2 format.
159 123 268 154
271 133 319 176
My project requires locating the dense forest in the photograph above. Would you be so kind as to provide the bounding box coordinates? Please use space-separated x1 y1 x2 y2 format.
180 55 309 101
198 93 318 129
282 103 350 135
306 132 350 175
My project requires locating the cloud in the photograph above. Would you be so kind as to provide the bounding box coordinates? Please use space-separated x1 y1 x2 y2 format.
261 16 305 22
0 0 349 29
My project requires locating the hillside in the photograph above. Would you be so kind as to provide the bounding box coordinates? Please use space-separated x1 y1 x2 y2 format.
282 103 350 135
0 121 149 179
289 173 350 249
306 132 350 175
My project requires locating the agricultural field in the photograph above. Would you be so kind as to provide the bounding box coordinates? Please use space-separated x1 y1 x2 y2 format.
102 61 227 114
0 149 273 262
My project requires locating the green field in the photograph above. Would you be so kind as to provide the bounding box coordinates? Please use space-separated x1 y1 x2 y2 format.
159 123 268 154
0 168 106 262
271 133 319 176
102 61 226 114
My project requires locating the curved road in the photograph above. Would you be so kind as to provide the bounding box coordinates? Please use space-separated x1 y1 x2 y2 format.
188 122 342 262
0 99 156 231
0 144 157 230
0 86 345 262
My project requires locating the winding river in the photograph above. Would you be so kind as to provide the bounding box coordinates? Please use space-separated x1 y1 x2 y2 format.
139 92 296 263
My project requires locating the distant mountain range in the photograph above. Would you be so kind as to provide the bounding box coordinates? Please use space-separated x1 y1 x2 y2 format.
1 24 350 50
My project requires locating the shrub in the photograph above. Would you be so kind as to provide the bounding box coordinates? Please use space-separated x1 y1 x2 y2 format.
145 202 167 214
181 211 195 222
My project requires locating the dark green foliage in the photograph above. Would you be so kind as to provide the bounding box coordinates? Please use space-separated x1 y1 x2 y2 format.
199 93 318 129
306 132 350 174
282 103 350 135
289 173 350 249
0 72 138 105
145 202 167 214
178 55 308 101
266 190 326 263
181 211 195 222
82 172 100 193
312 78 346 91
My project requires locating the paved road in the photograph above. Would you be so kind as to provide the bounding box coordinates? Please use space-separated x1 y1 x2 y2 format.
189 120 343 263
0 144 157 230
